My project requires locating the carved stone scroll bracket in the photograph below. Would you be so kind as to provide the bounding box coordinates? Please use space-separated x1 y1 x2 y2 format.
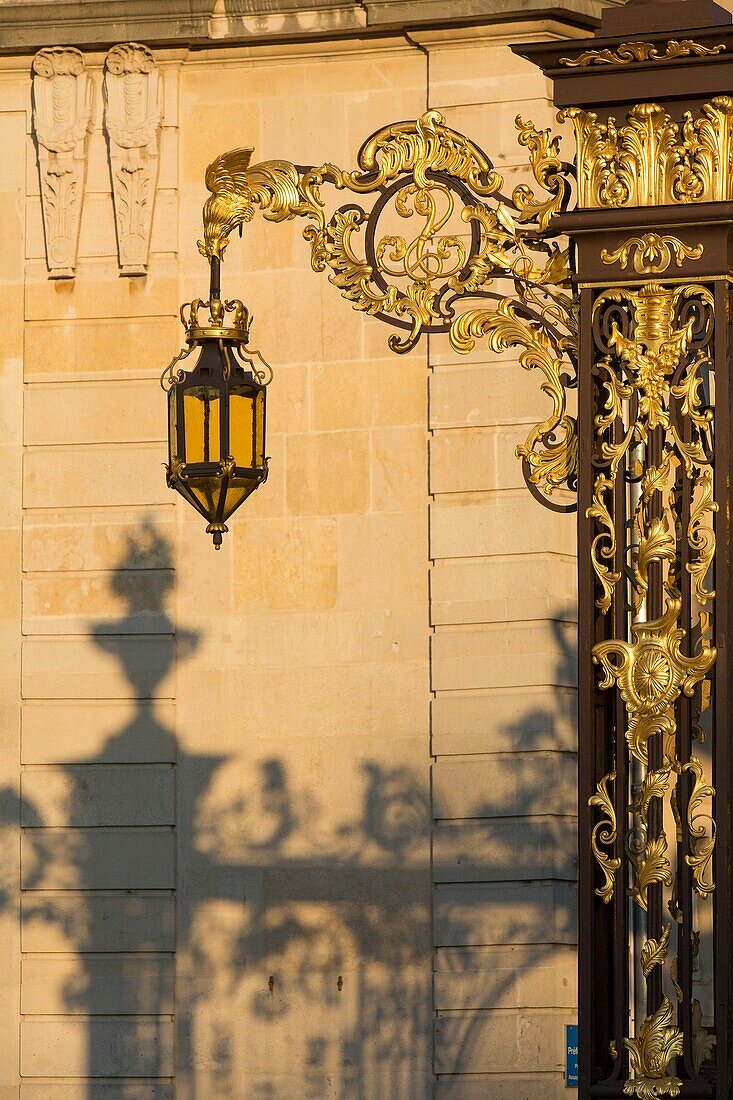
31 46 93 279
104 43 163 276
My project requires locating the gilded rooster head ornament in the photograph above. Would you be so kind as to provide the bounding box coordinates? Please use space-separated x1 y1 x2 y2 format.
197 147 255 261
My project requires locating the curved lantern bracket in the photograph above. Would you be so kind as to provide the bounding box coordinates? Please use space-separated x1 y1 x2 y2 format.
194 109 579 508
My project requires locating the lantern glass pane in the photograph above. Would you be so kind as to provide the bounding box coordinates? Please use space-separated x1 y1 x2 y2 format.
222 479 259 520
184 387 221 463
254 389 265 466
188 477 222 519
168 390 178 463
229 389 255 467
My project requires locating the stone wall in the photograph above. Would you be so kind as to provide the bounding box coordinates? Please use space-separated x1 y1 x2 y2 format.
0 5 607 1097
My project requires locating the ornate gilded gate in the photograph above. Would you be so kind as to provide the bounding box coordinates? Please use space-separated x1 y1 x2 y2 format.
166 0 733 1093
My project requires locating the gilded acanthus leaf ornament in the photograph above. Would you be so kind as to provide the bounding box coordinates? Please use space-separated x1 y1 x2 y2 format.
559 39 725 67
641 925 672 978
588 476 621 612
681 757 716 898
687 471 717 605
562 98 733 208
589 772 621 903
623 997 683 1100
601 233 704 275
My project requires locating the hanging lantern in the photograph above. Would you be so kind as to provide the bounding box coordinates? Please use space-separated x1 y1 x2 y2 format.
162 281 271 548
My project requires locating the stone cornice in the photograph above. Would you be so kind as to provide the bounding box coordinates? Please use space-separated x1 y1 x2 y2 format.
0 0 620 54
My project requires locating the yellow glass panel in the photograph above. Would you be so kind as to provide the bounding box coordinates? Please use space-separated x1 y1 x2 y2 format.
188 477 222 520
184 387 220 463
229 390 255 468
254 390 265 466
168 390 178 462
222 479 259 520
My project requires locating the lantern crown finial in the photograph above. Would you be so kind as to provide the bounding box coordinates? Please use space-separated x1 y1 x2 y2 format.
180 296 250 345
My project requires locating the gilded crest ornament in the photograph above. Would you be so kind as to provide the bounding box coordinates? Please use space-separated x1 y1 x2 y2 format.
600 233 704 274
559 39 725 67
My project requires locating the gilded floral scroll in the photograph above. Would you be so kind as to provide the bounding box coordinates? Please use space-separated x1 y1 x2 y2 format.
198 110 577 504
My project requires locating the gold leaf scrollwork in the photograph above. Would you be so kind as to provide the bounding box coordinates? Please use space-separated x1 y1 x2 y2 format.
681 756 716 898
559 39 725 68
450 298 577 499
687 470 717 606
512 116 571 232
623 997 683 1100
601 233 704 274
588 475 621 612
589 772 621 903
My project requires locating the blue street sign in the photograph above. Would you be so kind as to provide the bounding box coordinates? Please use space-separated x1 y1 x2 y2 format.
566 1024 579 1087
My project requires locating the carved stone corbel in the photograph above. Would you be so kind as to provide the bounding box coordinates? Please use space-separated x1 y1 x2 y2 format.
31 46 93 279
104 43 163 276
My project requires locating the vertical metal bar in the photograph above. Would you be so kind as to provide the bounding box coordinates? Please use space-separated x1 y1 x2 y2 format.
579 285 597 1096
713 279 732 1100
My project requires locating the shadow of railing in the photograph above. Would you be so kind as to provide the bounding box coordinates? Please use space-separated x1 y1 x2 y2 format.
4 521 578 1097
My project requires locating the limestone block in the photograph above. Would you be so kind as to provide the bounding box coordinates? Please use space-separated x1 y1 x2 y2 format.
22 569 174 635
431 554 576 626
21 765 174 827
24 317 180 382
429 361 541 427
434 1007 568 1074
433 816 577 882
309 357 426 432
427 38 549 108
22 507 175 572
22 700 176 763
188 660 428 743
21 953 175 1014
434 1073 563 1100
431 620 577 692
286 430 370 516
232 516 338 612
430 425 528 493
433 881 577 947
431 688 577 756
78 192 118 259
432 753 576 819
22 636 174 699
434 944 576 1010
226 609 362 669
439 100 557 169
21 1016 174 1077
22 1085 174 1100
338 510 427 610
430 491 576 559
359 607 429 663
372 426 427 511
265 364 308 436
24 258 179 322
21 827 175 889
24 443 169 509
21 892 174 953
149 189 178 255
